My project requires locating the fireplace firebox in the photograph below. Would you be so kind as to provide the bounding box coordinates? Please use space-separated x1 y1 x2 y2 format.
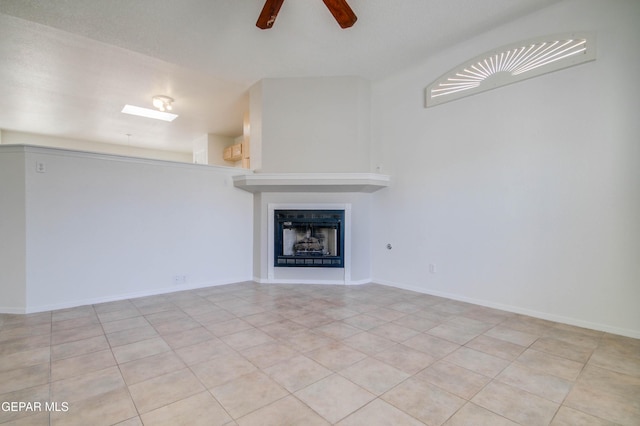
274 210 344 268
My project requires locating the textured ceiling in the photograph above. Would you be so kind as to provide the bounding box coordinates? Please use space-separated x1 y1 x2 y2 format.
0 0 561 153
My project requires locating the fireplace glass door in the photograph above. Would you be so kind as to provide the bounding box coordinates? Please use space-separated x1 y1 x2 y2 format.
274 210 344 267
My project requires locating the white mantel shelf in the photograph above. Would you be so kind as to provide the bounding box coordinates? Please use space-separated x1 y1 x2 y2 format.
232 173 390 193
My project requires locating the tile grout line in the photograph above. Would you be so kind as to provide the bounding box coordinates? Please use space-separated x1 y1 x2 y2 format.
94 302 143 425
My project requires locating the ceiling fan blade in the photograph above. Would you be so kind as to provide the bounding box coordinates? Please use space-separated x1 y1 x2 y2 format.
322 0 357 28
256 0 285 29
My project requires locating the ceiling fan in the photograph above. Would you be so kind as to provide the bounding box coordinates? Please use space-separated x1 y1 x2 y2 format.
257 0 357 29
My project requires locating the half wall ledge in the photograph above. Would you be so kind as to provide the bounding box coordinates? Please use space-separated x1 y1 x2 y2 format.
232 173 390 193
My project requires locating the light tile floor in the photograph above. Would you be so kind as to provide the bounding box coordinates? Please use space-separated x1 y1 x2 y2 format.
1 282 639 425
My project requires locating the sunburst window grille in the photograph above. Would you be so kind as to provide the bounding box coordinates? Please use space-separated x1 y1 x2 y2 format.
425 33 596 107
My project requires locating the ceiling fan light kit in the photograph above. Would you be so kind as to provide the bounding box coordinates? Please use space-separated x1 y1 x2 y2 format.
257 0 357 30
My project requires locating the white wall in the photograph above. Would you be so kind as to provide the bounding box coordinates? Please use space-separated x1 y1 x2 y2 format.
251 77 372 173
249 83 264 171
371 0 640 337
192 133 236 166
2 131 192 163
0 145 253 313
0 147 26 312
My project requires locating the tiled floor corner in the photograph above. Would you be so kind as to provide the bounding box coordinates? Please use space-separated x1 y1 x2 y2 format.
1 281 639 425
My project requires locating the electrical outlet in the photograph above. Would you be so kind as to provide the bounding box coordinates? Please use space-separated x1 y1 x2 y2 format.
173 275 187 285
36 161 46 173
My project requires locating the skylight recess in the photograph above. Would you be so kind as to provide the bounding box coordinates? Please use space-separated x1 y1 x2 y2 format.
121 105 178 122
425 33 596 107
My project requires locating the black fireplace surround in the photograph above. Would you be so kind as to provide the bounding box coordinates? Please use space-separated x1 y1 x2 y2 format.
274 209 345 268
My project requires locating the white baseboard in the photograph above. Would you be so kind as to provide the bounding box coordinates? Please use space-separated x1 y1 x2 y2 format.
375 278 640 339
258 278 347 285
255 277 372 286
17 277 250 314
347 278 372 285
0 306 27 314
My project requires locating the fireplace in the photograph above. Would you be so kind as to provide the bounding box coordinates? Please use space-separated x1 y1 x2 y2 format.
274 209 345 268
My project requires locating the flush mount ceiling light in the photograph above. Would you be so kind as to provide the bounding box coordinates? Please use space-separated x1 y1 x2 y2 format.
152 95 174 112
425 32 596 108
